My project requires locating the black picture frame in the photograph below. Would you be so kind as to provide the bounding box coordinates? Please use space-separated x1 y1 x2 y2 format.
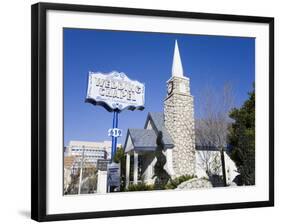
31 2 274 222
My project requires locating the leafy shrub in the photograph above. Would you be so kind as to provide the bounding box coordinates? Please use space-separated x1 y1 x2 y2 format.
165 175 196 189
125 183 155 191
125 175 197 191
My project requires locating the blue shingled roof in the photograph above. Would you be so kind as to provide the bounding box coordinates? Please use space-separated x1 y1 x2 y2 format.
124 112 174 152
128 129 157 150
145 112 174 147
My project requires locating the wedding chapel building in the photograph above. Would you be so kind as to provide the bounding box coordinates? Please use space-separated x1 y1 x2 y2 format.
123 40 238 187
124 40 197 187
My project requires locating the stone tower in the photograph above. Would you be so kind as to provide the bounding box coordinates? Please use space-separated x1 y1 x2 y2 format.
164 40 196 177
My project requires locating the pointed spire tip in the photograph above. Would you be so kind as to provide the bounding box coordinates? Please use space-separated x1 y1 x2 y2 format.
172 40 184 77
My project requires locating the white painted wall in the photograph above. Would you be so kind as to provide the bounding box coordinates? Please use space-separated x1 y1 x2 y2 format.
97 170 108 194
196 151 239 184
0 0 280 224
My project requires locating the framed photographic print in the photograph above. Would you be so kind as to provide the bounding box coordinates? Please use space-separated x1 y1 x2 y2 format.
31 2 274 222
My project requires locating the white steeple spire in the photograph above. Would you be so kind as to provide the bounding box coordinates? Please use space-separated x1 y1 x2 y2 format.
172 40 184 77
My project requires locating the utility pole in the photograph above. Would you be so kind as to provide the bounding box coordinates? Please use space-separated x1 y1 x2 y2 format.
78 145 85 194
220 147 227 187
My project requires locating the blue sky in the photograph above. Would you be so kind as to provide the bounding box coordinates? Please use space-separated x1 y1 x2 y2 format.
63 28 255 146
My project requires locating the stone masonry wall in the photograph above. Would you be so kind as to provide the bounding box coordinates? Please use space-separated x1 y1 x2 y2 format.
164 76 196 177
176 178 212 190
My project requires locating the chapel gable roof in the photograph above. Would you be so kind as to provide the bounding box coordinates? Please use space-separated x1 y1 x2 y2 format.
144 112 174 147
124 112 174 153
126 129 157 151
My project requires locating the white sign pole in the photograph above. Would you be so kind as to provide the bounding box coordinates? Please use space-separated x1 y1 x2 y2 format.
78 146 85 194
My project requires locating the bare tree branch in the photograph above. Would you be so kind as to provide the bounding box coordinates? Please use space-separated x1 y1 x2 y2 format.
195 82 235 176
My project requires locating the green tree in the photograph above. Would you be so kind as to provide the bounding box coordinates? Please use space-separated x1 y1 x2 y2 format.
153 131 170 189
228 87 255 185
113 146 126 191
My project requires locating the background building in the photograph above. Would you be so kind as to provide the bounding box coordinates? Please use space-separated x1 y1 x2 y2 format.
65 140 121 171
